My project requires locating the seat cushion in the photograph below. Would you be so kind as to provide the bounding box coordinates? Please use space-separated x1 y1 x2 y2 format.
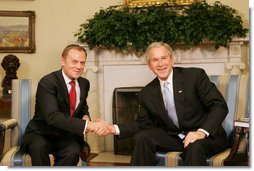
1 146 86 166
0 146 54 166
156 148 231 166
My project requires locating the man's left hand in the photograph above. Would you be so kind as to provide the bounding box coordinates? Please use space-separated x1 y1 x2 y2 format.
183 130 206 148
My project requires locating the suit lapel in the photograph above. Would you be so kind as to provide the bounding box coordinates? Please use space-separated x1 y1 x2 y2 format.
55 70 87 117
150 78 173 126
172 68 185 128
55 70 70 111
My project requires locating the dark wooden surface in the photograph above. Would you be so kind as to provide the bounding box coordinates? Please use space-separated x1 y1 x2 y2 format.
224 122 249 166
0 96 11 118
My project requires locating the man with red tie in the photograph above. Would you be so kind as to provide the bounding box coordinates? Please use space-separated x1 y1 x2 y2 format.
23 44 106 166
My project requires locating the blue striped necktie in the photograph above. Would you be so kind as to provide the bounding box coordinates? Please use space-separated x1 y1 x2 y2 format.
163 81 179 128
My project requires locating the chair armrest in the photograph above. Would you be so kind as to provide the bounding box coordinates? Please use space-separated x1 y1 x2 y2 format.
2 119 18 130
0 119 18 159
80 141 91 162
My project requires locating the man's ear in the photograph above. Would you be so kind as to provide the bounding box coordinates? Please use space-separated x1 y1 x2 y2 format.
147 62 152 70
60 57 65 67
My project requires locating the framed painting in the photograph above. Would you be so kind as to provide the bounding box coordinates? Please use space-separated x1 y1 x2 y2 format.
0 10 35 53
124 0 196 7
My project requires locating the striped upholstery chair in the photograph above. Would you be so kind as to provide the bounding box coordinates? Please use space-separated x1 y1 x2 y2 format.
156 74 249 166
0 79 90 166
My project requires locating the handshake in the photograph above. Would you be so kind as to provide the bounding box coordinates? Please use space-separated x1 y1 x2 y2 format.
83 115 116 136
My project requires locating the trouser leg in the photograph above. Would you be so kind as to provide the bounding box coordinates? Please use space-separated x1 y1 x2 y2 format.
130 128 183 166
25 134 51 166
182 133 227 166
53 138 81 166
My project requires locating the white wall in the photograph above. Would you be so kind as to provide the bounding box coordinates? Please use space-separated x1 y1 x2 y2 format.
0 0 121 81
0 0 249 81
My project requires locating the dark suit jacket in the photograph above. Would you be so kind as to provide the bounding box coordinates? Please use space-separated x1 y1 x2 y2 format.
118 67 228 138
23 69 90 146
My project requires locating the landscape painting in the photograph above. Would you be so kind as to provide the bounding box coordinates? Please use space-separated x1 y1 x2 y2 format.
0 11 35 53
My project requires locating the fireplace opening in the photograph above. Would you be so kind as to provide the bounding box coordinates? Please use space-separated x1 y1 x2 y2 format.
112 87 143 155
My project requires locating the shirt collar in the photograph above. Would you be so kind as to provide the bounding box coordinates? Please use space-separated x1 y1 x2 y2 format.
62 70 77 85
159 70 173 89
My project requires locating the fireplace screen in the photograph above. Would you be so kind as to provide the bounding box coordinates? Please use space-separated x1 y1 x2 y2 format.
112 87 143 155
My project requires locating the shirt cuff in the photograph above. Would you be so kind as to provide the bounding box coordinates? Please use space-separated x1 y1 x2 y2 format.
114 124 120 135
198 128 209 137
83 120 88 137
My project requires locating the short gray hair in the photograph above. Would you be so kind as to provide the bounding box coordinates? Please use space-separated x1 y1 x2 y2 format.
145 42 173 62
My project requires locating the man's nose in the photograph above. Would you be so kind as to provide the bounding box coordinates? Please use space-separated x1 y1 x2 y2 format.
76 62 83 68
158 59 163 66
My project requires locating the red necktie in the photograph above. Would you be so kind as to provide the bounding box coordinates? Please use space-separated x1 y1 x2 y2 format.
69 81 76 117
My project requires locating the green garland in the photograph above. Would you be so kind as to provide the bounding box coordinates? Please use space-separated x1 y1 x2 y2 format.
75 1 248 52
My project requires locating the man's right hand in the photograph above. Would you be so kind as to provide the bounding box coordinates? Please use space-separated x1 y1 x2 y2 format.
106 124 116 134
86 119 110 136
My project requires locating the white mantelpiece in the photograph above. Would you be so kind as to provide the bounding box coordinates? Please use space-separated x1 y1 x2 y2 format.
83 37 249 153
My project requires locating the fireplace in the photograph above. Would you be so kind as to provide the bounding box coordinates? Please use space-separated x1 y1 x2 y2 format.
112 87 143 155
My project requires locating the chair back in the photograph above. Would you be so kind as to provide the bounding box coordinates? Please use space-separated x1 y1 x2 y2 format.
11 79 38 147
209 74 249 146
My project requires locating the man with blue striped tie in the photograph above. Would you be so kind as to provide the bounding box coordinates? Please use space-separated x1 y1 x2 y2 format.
100 42 228 166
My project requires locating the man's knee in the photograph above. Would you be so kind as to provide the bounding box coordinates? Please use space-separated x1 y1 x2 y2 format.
28 139 50 153
133 130 151 142
60 143 80 159
186 141 204 153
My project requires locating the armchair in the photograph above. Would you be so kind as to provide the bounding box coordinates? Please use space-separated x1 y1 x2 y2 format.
0 79 90 166
156 74 249 166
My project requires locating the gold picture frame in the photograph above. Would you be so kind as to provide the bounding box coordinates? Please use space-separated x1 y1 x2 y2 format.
0 10 35 53
124 0 196 7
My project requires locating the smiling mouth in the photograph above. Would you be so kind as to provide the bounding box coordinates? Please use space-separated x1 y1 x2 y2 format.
157 67 167 72
73 70 81 75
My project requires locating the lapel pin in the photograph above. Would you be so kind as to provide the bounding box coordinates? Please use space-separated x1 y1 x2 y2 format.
178 90 182 93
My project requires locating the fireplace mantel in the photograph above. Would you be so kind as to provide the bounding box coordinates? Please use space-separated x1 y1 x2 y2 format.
83 37 249 153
